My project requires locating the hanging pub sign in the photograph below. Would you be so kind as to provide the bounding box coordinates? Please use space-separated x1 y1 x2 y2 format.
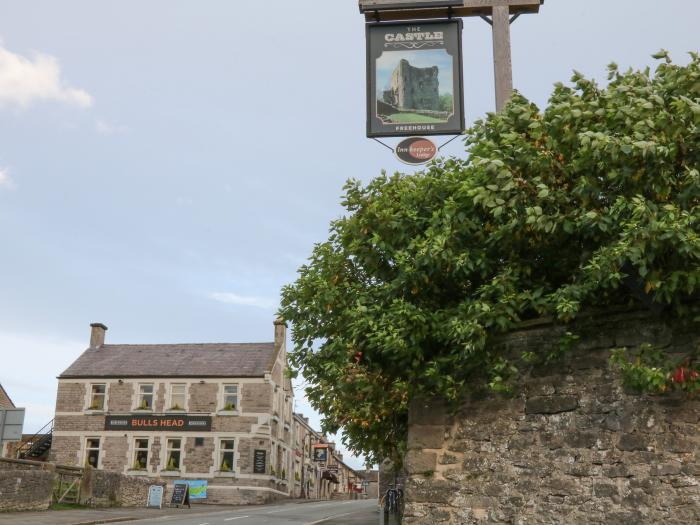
366 19 464 137
313 444 329 462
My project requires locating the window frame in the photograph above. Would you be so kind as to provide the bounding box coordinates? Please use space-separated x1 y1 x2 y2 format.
84 437 101 468
131 437 150 471
218 438 236 474
163 437 183 472
135 383 155 411
219 384 239 413
167 383 187 411
86 383 107 412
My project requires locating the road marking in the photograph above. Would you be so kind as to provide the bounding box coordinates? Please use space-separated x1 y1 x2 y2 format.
196 523 210 525
304 511 353 525
224 517 250 521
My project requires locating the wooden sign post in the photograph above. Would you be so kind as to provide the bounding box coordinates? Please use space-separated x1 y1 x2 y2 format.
359 0 545 111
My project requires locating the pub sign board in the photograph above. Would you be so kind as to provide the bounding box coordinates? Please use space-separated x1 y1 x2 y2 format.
313 445 329 462
253 449 267 474
366 19 465 137
105 415 212 432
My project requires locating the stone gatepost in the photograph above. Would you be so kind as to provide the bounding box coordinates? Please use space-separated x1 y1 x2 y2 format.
403 310 700 524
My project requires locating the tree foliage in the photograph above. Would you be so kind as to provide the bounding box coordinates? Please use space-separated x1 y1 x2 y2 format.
280 53 700 465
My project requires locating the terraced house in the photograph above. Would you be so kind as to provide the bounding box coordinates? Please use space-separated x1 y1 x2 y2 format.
50 319 296 504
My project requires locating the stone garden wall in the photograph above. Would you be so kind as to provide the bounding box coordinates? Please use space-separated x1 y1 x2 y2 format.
0 458 54 511
0 457 166 511
404 309 700 524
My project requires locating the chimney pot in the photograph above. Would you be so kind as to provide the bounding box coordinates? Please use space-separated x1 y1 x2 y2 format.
90 323 108 348
274 317 287 352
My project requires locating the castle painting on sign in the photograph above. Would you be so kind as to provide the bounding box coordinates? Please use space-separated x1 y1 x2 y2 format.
366 20 464 137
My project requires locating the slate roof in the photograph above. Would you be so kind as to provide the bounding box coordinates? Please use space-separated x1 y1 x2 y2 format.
59 343 276 378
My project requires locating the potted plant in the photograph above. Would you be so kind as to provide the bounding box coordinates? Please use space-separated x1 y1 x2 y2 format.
139 399 150 410
169 403 183 411
164 457 179 471
220 460 232 473
224 402 236 411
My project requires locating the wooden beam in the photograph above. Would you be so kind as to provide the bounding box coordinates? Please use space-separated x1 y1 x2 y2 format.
361 0 542 20
492 5 513 111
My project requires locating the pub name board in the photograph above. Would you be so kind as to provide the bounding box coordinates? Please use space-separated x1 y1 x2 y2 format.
105 415 212 432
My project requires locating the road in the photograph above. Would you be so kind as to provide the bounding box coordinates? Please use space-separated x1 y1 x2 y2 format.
132 500 378 525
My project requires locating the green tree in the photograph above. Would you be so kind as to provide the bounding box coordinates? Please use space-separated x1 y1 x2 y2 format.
439 93 454 113
280 52 700 465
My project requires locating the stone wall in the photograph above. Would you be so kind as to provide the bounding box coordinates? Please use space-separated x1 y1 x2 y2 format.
82 466 166 507
0 458 167 510
404 309 700 524
0 458 54 511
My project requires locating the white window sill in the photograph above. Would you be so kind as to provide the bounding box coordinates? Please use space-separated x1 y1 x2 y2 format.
127 470 149 476
214 471 236 478
160 470 182 477
84 409 105 414
165 408 186 413
217 410 240 416
131 409 154 413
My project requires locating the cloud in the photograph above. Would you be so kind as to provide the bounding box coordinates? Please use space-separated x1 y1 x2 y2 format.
95 119 127 135
209 292 277 310
0 43 93 109
0 166 15 190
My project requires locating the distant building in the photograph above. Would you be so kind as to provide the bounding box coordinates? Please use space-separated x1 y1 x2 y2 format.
51 320 298 505
0 384 15 410
0 383 17 458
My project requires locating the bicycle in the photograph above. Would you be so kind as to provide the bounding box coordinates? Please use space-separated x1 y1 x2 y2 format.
381 485 404 524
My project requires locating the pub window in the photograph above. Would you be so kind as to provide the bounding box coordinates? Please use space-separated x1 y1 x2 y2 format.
165 438 182 471
85 438 100 468
132 438 149 470
169 384 186 410
219 439 235 472
221 384 238 411
137 384 154 410
88 384 106 410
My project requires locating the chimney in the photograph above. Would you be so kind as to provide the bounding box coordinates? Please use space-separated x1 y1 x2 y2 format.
90 323 108 348
274 317 287 352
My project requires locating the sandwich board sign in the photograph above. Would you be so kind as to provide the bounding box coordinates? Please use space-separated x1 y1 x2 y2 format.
170 482 190 508
147 485 163 509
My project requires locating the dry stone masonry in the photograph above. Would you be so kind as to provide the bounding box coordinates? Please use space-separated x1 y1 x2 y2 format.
404 309 700 524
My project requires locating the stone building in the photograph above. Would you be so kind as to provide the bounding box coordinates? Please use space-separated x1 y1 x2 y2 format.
292 412 322 499
0 383 14 409
291 413 361 500
50 320 298 505
383 59 439 111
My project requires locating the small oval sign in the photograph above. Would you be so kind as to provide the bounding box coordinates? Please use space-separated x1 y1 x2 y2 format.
395 137 438 165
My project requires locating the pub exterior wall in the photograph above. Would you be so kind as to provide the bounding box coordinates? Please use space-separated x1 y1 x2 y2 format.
52 376 294 505
404 310 700 524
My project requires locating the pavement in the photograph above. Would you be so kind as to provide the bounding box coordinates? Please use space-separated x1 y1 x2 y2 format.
0 499 379 525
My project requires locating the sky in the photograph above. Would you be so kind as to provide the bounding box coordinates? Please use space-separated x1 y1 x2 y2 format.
0 0 698 470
